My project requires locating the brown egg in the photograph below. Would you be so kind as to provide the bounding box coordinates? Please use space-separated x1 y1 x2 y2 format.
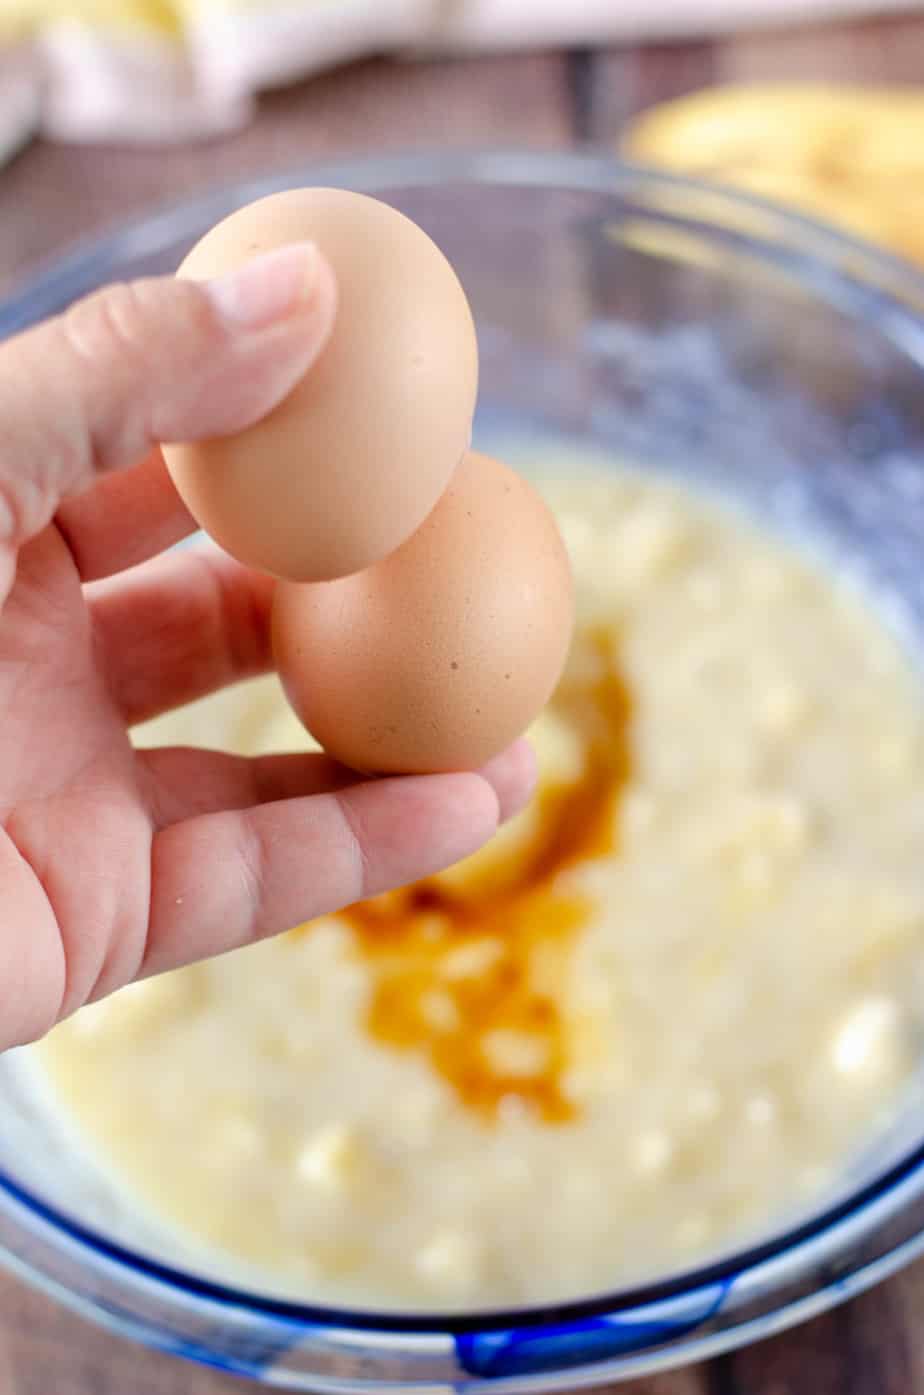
272 451 575 774
162 188 478 582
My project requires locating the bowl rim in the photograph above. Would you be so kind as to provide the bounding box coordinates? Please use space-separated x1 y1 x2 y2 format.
4 145 924 1336
4 145 924 339
4 1129 924 1334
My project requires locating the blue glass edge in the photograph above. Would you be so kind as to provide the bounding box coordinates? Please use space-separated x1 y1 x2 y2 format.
453 1285 730 1378
3 1141 924 1337
4 147 924 342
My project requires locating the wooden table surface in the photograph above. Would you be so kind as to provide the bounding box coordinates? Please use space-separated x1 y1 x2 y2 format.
4 11 924 1394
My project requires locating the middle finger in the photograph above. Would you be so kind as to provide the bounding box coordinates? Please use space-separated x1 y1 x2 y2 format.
56 449 196 581
89 543 274 726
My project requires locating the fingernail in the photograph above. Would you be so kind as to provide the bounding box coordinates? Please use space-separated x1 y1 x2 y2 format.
204 243 320 331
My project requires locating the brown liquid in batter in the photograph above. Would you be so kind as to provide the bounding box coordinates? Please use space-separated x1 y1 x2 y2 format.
334 631 632 1124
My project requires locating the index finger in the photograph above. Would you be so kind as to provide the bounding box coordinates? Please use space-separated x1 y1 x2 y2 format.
0 244 335 558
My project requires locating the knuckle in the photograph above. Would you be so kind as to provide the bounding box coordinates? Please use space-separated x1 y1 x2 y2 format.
333 793 371 903
56 276 212 475
63 281 149 369
199 554 239 679
0 470 42 549
62 277 212 377
235 814 270 938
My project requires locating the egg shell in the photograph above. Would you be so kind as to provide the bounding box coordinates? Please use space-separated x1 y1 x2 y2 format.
162 188 478 582
272 451 575 774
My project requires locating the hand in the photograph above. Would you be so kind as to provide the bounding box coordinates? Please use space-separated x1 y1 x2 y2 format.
0 244 536 1052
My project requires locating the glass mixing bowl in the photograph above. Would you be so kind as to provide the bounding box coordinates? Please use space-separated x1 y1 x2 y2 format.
3 151 924 1391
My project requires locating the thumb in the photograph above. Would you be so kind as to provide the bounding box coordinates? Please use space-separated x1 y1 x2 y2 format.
0 242 336 551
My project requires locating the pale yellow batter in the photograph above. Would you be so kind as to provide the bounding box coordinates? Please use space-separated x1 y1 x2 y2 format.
36 470 924 1311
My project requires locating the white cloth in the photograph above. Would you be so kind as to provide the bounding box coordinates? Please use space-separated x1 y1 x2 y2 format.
2 0 922 148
